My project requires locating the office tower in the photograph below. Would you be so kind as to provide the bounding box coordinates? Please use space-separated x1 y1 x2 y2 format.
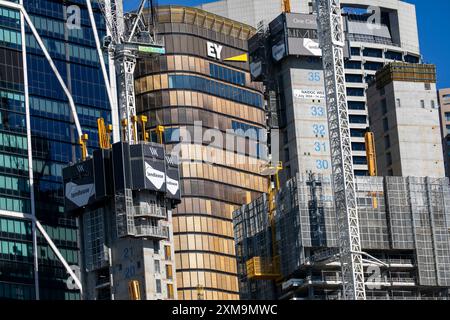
438 88 450 176
0 1 109 300
367 63 444 177
134 6 268 300
198 0 305 28
199 0 422 176
249 12 332 183
234 173 450 300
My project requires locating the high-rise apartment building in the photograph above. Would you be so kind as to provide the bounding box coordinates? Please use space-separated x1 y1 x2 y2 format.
199 0 422 176
135 6 268 300
438 88 450 176
367 63 444 177
0 1 109 300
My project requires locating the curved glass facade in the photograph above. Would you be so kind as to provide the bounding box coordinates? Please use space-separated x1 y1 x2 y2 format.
136 6 267 300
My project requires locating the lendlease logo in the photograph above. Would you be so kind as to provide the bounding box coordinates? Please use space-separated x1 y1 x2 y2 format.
166 175 179 196
145 162 165 190
65 182 95 207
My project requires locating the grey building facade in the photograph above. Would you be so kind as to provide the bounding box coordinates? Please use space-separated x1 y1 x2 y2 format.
199 0 422 176
234 174 450 300
438 88 450 176
367 63 444 177
249 13 331 183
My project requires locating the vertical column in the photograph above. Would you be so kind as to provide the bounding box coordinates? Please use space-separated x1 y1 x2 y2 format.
20 0 40 300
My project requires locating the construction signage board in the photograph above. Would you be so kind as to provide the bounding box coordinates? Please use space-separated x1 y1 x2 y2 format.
63 141 181 214
165 154 181 201
138 45 166 55
293 88 325 100
144 143 166 193
285 13 322 57
63 152 108 212
129 142 167 193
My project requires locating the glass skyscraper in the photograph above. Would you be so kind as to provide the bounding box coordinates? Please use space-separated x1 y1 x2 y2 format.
0 0 109 300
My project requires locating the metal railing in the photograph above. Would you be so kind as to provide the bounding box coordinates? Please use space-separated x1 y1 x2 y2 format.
134 203 166 219
134 225 169 239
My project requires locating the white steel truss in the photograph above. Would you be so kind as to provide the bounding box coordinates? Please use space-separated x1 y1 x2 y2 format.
314 0 366 300
95 0 148 144
96 0 125 45
116 52 138 143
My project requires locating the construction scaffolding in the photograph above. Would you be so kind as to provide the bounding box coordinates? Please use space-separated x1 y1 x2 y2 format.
234 174 450 300
233 193 277 299
375 62 437 89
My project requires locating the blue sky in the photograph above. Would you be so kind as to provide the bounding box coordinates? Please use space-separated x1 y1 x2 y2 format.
124 0 450 89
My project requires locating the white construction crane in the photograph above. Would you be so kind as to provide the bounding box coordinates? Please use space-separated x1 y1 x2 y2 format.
89 0 164 144
314 0 366 300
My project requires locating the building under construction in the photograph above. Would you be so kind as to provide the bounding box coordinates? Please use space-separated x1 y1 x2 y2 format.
234 173 450 300
63 141 181 300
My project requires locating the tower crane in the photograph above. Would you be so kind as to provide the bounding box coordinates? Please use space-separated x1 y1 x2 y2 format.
93 0 164 144
246 0 366 300
314 0 366 300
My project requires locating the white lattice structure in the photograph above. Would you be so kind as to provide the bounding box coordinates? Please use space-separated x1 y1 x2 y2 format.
314 0 366 300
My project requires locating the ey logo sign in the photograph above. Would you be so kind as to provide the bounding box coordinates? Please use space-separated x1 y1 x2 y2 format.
207 41 248 62
207 42 223 60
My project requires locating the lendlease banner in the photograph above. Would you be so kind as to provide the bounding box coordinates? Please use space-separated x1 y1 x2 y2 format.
130 142 167 193
65 182 95 209
144 161 166 191
63 157 98 212
63 142 181 213
165 154 181 201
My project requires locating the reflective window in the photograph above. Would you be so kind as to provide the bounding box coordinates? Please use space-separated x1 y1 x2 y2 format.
445 113 450 122
363 48 382 58
364 61 384 71
345 74 363 83
385 51 402 61
168 75 262 108
404 55 420 63
350 129 366 138
350 47 360 56
349 115 367 124
348 101 366 110
353 156 368 165
210 63 245 86
352 142 366 151
347 88 365 97
345 61 361 69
